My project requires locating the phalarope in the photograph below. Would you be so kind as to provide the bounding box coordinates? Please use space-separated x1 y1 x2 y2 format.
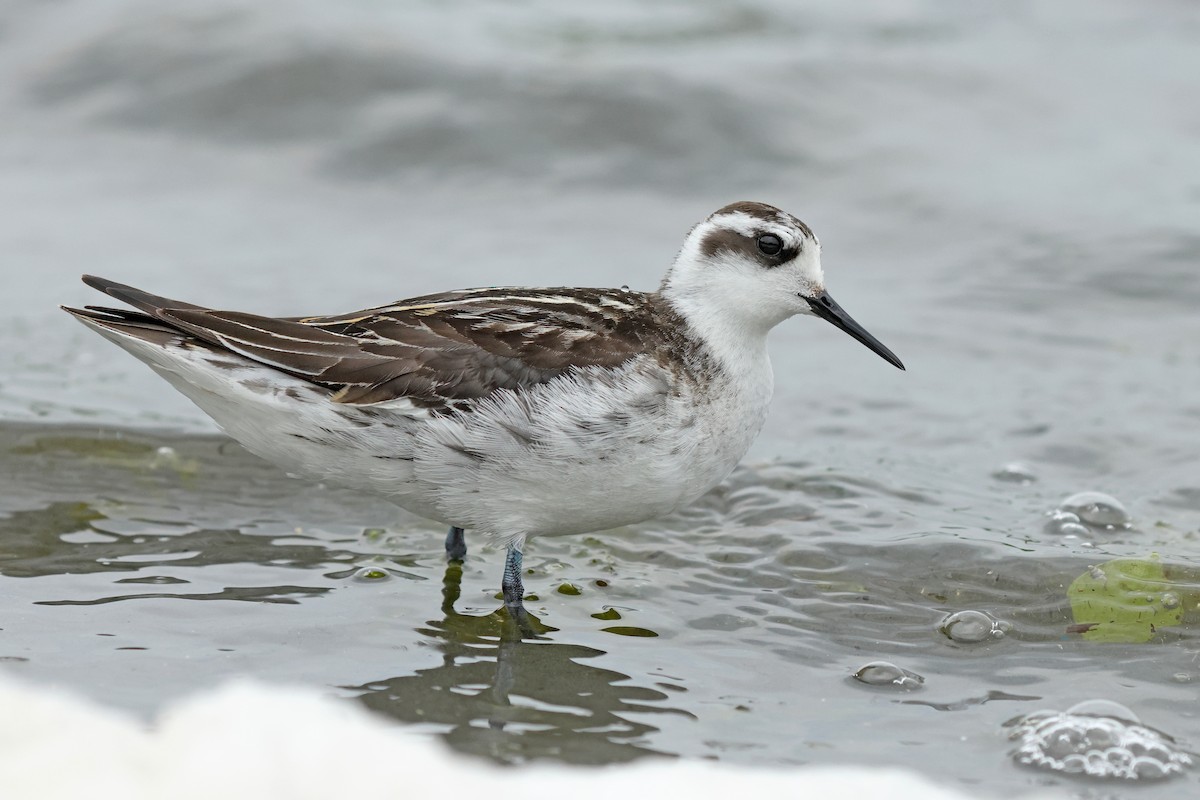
63 201 903 630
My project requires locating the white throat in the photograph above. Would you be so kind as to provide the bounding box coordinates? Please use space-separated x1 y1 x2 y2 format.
660 252 797 378
662 284 776 381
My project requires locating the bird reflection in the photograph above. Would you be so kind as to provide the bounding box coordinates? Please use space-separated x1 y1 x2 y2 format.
345 561 692 764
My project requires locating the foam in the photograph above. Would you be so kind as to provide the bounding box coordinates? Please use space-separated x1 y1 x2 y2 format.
0 672 1064 800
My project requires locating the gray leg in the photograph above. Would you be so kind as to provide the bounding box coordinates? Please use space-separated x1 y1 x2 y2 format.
500 541 546 638
445 526 466 561
501 543 527 623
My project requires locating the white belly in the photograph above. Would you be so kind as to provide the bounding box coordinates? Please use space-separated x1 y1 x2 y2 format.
404 358 773 539
116 333 773 542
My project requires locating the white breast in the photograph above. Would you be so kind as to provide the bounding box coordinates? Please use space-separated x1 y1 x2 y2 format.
404 353 774 541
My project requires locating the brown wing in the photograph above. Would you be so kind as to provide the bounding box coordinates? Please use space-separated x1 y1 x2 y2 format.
76 276 673 411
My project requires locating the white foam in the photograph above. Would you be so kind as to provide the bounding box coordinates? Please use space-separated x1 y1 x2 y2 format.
0 672 1064 800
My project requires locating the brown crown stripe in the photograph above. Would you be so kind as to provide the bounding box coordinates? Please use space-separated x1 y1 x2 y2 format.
710 200 815 241
712 200 786 221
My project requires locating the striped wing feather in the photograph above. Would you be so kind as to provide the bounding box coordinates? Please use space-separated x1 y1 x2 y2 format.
78 277 672 409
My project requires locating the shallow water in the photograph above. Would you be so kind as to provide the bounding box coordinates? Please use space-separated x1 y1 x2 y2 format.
3 0 1200 795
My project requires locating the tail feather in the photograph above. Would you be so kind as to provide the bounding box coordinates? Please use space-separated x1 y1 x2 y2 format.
64 275 217 348
61 304 189 347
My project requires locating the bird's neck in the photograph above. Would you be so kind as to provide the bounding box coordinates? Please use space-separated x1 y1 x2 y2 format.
657 288 775 381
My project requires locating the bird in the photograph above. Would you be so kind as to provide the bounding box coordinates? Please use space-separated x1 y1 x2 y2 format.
62 201 904 632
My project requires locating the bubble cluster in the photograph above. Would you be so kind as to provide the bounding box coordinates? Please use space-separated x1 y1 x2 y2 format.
1044 509 1091 537
937 610 1011 643
1061 492 1132 529
851 661 924 689
1045 491 1131 537
1007 700 1192 781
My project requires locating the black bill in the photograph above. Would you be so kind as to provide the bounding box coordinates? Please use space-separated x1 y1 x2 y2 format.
805 291 905 371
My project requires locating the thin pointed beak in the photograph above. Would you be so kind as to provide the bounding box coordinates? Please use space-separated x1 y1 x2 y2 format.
805 291 905 370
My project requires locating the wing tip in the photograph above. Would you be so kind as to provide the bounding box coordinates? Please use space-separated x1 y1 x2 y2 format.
78 274 208 315
80 274 125 295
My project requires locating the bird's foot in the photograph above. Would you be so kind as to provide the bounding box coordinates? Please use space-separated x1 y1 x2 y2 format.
500 543 548 639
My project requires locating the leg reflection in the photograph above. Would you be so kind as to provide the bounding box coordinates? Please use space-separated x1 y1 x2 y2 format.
347 561 683 762
438 554 550 640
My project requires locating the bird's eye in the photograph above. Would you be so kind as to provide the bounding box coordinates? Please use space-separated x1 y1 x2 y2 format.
756 234 783 257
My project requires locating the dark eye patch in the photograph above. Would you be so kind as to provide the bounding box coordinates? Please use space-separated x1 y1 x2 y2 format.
698 227 799 266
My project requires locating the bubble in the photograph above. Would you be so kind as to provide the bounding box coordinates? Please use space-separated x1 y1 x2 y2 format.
1007 701 1191 781
851 661 924 689
353 567 390 581
1066 699 1141 724
1059 491 1132 530
149 445 181 469
993 462 1037 484
938 610 1011 643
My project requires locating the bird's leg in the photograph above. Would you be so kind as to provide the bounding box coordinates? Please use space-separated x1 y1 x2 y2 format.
444 525 467 561
501 542 529 627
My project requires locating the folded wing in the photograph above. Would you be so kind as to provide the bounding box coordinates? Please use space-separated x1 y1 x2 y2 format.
69 276 672 412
